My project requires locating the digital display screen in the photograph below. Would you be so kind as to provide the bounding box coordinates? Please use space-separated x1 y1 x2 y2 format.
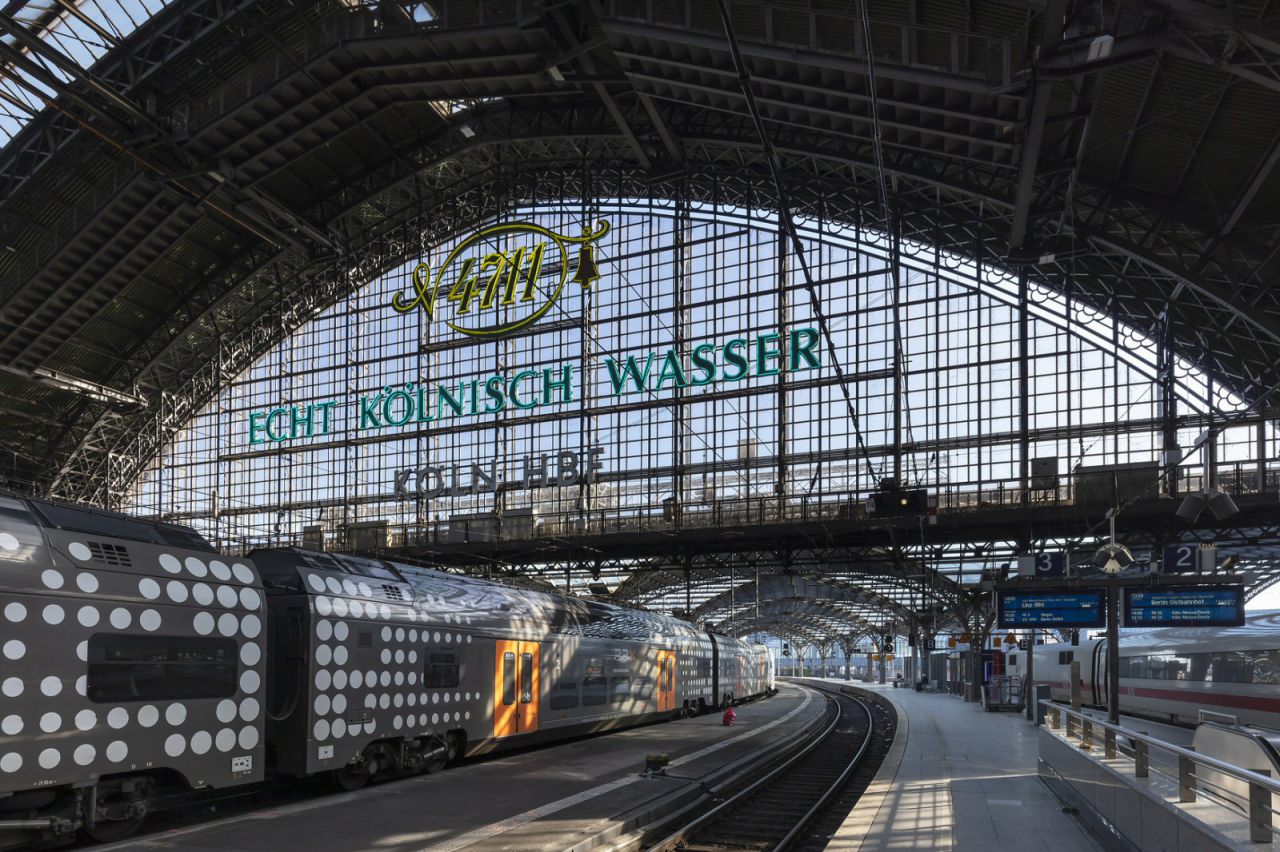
997 590 1106 628
1123 586 1245 627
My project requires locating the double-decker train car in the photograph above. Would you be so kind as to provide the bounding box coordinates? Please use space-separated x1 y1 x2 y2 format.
1006 613 1280 728
252 547 772 789
0 493 268 845
0 496 774 847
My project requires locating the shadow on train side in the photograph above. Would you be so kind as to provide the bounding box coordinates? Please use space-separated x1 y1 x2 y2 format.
0 493 776 848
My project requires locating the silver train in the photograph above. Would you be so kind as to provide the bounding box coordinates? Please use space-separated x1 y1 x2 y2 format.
1006 613 1280 727
0 494 774 846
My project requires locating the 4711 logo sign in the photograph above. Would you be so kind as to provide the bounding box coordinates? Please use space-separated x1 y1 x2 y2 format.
392 220 609 337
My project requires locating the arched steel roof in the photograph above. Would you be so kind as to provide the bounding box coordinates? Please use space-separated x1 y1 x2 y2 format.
0 0 1278 500
2 0 1279 637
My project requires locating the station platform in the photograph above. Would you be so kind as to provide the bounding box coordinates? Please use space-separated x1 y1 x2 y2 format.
819 679 1105 852
103 683 822 852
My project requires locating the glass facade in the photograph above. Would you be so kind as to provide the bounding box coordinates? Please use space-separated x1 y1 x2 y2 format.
123 201 1273 571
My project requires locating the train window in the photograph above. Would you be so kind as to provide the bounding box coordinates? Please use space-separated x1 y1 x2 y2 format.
550 681 578 710
339 555 404 582
31 500 178 547
582 676 607 706
1208 652 1251 683
633 677 654 700
87 634 236 702
1058 651 1074 665
1008 654 1017 666
520 653 533 703
610 677 631 702
426 651 460 688
502 652 515 705
1252 651 1280 684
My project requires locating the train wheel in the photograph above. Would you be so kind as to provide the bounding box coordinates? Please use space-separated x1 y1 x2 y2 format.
81 779 153 843
82 813 147 843
329 763 370 792
423 736 450 773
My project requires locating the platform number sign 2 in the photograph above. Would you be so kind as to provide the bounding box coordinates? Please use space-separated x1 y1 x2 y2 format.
1035 552 1066 577
1163 543 1214 574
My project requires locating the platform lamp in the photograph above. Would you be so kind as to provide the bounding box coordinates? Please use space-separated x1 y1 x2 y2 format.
1175 429 1240 524
1175 487 1239 523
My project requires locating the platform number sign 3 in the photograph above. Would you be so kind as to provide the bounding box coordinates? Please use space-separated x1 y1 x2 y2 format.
1035 552 1066 577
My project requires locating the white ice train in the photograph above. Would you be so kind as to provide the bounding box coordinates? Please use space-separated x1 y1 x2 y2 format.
1005 612 1280 727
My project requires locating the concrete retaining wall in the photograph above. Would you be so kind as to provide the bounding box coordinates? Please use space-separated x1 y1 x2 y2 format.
1039 725 1250 852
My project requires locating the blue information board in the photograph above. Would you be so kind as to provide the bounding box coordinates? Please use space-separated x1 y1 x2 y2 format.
997 590 1106 628
1123 586 1244 627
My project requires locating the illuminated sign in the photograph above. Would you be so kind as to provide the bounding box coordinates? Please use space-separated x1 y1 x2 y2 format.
996 590 1106 628
1123 586 1244 627
391 220 609 338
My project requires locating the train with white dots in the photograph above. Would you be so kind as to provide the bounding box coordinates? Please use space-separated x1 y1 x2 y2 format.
0 493 774 847
1005 613 1280 727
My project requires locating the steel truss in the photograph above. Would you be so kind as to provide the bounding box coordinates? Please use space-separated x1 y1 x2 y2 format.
2 0 1280 642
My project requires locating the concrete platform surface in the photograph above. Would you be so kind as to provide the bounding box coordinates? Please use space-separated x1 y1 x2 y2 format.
101 683 821 852
820 680 1105 852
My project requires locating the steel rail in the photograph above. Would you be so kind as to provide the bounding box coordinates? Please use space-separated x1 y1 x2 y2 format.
645 682 876 851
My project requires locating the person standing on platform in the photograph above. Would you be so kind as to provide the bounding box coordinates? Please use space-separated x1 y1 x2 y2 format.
722 706 737 726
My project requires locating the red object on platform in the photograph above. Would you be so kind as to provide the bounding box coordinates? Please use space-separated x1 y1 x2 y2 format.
722 707 737 726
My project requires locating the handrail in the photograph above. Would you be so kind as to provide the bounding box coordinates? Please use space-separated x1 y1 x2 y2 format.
1044 702 1280 795
1042 700 1280 843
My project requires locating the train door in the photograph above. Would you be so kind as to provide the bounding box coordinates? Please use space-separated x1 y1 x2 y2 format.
657 650 676 712
494 640 540 737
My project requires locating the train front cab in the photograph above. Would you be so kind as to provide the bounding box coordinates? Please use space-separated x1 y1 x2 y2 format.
0 496 267 848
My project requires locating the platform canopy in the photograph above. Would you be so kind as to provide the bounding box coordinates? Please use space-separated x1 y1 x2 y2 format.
2 0 1280 648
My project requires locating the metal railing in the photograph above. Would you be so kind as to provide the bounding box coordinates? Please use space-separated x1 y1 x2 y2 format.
1044 701 1280 844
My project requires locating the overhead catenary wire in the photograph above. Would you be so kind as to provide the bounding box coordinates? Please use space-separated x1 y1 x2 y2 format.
715 0 880 491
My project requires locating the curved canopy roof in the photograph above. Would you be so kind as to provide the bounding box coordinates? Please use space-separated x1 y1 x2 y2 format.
2 0 1279 498
2 0 1279 643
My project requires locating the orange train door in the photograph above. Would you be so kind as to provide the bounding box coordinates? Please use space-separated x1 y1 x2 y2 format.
494 640 540 738
657 650 677 712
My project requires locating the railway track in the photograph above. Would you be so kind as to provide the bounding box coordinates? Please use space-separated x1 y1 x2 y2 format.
645 682 895 852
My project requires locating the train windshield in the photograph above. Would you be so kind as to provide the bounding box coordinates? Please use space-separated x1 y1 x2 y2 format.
29 499 213 550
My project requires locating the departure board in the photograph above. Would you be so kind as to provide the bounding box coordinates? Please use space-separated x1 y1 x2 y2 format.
1123 586 1245 627
997 590 1106 628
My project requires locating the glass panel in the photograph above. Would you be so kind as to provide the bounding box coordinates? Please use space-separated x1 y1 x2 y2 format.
32 500 169 545
610 676 630 702
520 652 533 703
87 634 237 702
550 681 578 710
1208 652 1251 683
1252 650 1280 684
502 652 516 705
425 650 460 687
582 675 607 706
